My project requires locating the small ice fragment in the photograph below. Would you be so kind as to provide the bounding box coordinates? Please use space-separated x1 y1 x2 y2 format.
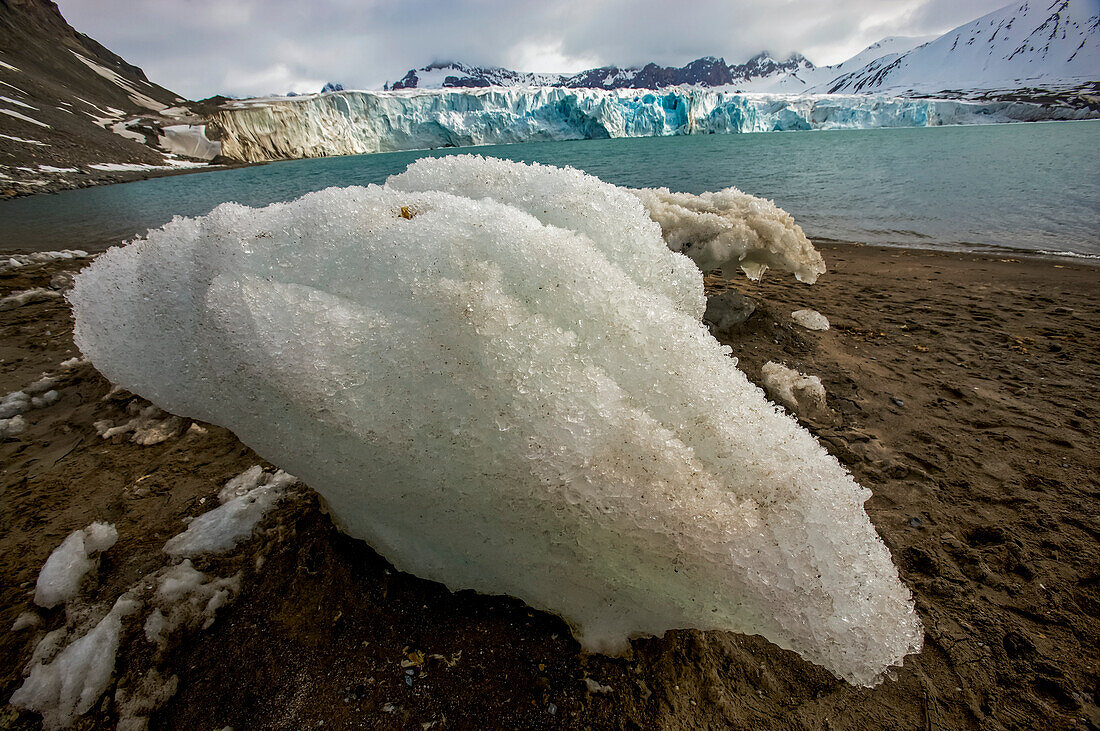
94 403 184 445
11 611 41 631
584 677 613 694
0 390 31 418
163 468 296 557
34 522 118 608
792 308 830 331
0 288 62 310
761 362 829 420
143 560 240 650
11 595 141 729
31 390 60 409
630 187 825 283
1 414 27 438
25 376 59 395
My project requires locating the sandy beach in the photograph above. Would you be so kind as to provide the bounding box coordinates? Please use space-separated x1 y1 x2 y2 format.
1 242 1097 730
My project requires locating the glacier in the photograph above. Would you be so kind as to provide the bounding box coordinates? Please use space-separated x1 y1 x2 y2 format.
212 87 1095 162
69 156 922 686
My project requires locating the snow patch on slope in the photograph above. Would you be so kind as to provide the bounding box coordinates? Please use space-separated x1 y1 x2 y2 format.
70 51 166 111
1 107 49 127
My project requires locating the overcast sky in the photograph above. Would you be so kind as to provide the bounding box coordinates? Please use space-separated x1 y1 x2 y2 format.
58 0 1011 99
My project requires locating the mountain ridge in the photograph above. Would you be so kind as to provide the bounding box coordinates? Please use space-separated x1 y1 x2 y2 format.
383 0 1098 96
0 0 224 198
822 0 1099 94
387 52 814 91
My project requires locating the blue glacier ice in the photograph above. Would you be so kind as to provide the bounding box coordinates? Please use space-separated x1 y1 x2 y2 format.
211 87 1093 162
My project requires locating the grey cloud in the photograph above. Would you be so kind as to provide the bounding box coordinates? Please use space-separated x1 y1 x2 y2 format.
57 0 1011 99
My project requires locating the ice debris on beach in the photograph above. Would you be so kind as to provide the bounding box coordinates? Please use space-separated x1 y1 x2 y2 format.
115 669 179 731
0 287 62 310
1 375 63 438
792 308 830 331
12 611 41 632
143 560 240 651
0 249 88 272
11 595 141 730
761 362 829 420
631 187 825 282
69 155 922 685
34 523 118 609
94 402 185 446
0 414 27 438
163 466 297 557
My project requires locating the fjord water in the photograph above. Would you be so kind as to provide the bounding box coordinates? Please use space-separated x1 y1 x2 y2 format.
2 120 1098 257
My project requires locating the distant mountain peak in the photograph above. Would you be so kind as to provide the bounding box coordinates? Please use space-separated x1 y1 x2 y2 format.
384 0 1097 97
821 0 1099 94
386 52 817 91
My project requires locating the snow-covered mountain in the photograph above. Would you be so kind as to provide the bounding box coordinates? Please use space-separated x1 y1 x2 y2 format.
387 53 814 91
388 62 561 90
386 1 1098 98
743 36 937 92
823 0 1100 94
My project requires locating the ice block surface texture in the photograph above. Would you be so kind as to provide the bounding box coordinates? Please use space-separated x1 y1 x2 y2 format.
69 156 922 686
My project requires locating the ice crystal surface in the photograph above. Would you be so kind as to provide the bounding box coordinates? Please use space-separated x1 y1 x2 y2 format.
762 362 829 420
34 523 117 609
792 308 831 330
11 596 141 730
631 187 826 283
69 156 921 685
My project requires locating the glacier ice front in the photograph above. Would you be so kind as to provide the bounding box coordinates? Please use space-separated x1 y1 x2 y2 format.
212 86 1095 162
69 156 922 686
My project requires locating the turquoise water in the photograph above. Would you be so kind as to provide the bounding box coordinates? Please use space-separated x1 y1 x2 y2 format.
2 120 1098 257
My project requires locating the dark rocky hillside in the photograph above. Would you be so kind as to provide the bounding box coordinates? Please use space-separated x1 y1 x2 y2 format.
0 0 218 197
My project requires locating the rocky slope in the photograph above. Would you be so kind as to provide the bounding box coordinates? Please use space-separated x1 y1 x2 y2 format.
0 0 223 197
742 36 938 93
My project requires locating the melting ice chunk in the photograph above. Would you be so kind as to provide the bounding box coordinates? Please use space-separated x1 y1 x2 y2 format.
34 523 118 609
630 187 826 283
68 156 921 686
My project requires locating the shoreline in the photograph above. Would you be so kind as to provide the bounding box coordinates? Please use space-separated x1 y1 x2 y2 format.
1 244 1097 728
4 238 1096 275
0 160 263 201
4 116 1097 202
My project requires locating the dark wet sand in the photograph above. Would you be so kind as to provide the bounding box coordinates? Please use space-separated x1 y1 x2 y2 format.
1 243 1097 729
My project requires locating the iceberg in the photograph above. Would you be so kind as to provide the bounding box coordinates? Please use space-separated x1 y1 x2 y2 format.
211 87 1096 162
69 156 922 686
